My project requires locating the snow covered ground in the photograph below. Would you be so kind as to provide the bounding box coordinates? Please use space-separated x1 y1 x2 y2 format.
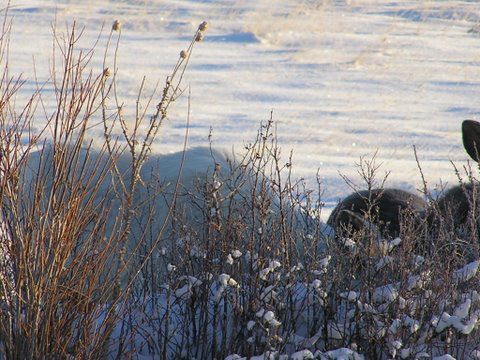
7 0 480 218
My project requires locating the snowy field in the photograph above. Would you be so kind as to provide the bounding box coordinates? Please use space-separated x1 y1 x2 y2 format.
7 0 480 218
5 2 480 358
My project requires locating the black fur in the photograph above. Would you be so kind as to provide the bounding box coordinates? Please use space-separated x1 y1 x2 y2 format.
328 188 427 238
462 120 480 163
330 120 480 238
433 120 480 228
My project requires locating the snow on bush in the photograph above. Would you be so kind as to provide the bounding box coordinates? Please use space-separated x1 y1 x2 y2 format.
103 221 480 359
43 127 480 358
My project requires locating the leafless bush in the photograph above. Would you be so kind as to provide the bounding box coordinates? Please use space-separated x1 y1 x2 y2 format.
0 9 208 357
117 133 480 359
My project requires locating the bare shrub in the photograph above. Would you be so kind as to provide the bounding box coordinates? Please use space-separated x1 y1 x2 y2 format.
0 10 208 357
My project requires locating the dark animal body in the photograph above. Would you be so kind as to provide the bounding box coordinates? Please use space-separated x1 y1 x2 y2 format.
436 183 476 229
438 120 480 228
327 188 427 238
328 119 480 239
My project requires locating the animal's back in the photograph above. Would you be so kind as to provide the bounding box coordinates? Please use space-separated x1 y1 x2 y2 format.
328 188 427 237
